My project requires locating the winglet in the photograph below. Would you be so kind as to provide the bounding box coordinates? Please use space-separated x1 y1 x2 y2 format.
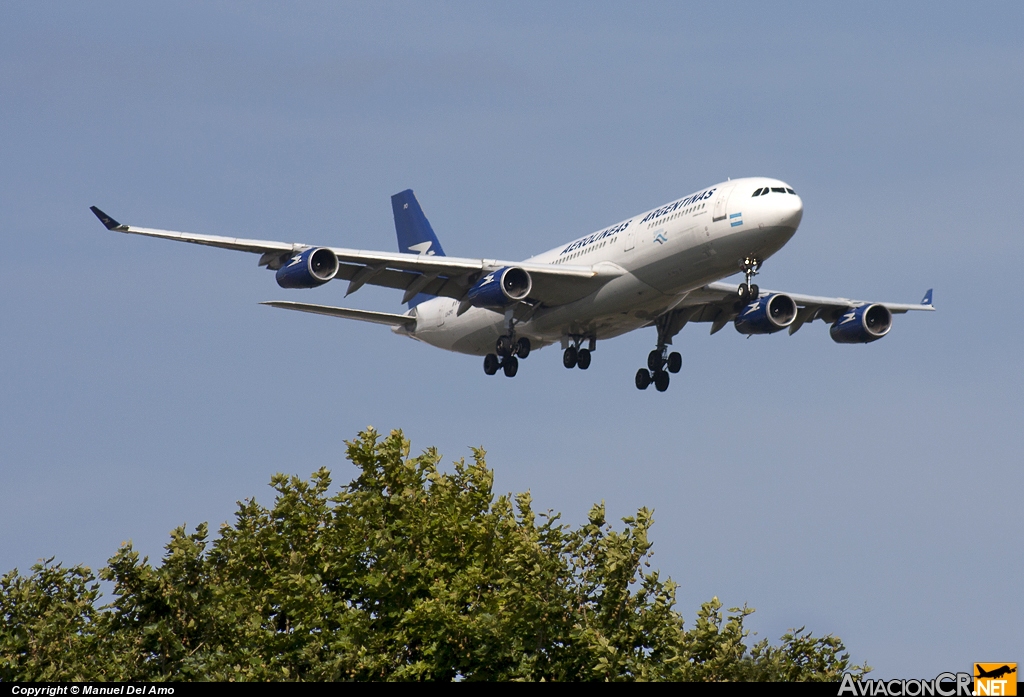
89 206 128 231
921 288 934 306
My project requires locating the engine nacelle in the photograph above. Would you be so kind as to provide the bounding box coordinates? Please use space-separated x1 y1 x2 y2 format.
830 304 892 343
734 293 797 335
275 247 339 289
465 266 532 309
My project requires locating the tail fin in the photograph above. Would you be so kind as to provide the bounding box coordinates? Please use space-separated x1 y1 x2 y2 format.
391 189 446 307
921 288 934 306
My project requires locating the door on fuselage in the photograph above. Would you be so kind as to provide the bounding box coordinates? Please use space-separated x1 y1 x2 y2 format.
712 184 736 222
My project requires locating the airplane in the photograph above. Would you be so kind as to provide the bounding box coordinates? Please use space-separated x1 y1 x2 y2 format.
90 177 934 392
975 665 1016 680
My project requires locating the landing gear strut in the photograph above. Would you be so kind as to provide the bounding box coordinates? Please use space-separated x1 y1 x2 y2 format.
636 314 681 392
736 256 761 303
483 312 531 377
562 335 594 371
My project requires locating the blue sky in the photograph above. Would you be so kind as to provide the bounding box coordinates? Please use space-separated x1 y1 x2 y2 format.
1 1 1021 678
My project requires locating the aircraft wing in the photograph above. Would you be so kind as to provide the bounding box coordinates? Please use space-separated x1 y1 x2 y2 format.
90 207 622 308
260 302 417 328
660 281 935 337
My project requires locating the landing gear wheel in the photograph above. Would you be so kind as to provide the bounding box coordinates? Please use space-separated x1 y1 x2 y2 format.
515 337 531 359
635 369 651 390
654 370 670 392
483 353 499 375
563 346 578 369
647 349 663 372
667 352 682 374
577 348 591 370
749 284 759 299
737 283 750 303
502 355 519 377
496 335 513 358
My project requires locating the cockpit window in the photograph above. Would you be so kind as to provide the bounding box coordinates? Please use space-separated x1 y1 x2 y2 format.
785 188 796 194
752 188 764 197
771 187 785 193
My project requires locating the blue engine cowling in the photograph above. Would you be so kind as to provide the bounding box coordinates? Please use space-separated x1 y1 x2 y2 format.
830 304 892 343
734 293 798 335
465 266 532 309
275 247 339 289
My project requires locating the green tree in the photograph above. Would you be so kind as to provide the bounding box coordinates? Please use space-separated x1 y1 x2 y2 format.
0 428 870 681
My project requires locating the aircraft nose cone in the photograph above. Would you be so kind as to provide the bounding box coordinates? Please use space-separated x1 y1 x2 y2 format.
778 194 803 229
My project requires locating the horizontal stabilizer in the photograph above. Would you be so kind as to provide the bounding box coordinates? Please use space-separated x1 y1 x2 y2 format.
260 301 417 329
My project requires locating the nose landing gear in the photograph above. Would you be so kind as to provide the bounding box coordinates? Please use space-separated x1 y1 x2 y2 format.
736 256 762 303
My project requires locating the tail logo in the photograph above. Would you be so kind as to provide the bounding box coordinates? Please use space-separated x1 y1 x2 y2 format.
408 241 435 256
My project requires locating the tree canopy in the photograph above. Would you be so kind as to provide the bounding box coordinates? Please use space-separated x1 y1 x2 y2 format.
1 428 869 681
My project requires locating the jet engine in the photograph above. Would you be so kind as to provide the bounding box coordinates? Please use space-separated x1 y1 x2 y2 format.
829 304 892 343
734 293 797 335
465 266 532 309
275 248 339 289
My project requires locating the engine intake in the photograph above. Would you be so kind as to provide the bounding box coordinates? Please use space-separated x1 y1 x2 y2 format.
466 266 533 309
830 304 892 343
734 293 797 335
275 248 339 289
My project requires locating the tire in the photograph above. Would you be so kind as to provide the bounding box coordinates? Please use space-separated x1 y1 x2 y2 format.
647 349 663 372
749 284 759 298
737 283 750 302
503 355 519 377
496 335 513 358
563 346 578 369
667 352 682 374
654 370 670 392
483 354 500 375
635 368 651 390
515 337 531 359
577 348 591 370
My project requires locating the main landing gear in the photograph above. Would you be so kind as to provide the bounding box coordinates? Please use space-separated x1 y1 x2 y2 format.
636 313 682 392
484 309 532 378
635 347 681 392
483 335 531 378
736 256 762 304
562 335 594 371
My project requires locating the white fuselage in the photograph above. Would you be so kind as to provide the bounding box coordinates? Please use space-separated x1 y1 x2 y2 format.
400 177 803 356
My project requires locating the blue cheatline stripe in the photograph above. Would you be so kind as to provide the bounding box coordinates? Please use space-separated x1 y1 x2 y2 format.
731 221 744 227
729 212 742 219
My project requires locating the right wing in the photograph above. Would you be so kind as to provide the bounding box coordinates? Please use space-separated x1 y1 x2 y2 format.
90 207 622 308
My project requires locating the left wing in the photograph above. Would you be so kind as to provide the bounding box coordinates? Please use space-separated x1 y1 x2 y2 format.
89 207 623 308
654 281 934 339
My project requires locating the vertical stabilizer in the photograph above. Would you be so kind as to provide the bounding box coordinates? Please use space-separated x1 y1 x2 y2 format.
392 189 446 308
